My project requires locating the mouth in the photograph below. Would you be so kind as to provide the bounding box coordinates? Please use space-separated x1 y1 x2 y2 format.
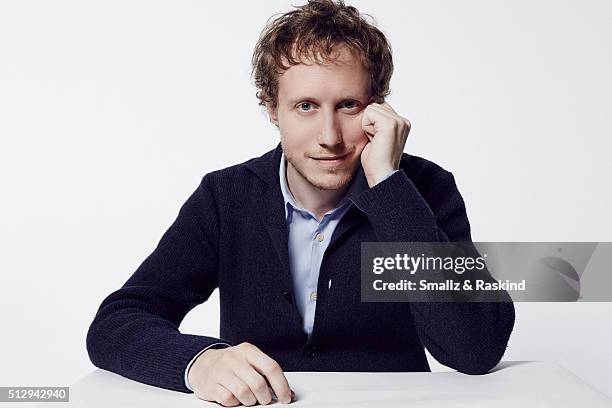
311 153 349 167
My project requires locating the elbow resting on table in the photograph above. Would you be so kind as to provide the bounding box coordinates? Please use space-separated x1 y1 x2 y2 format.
453 304 515 376
85 316 110 370
452 350 505 375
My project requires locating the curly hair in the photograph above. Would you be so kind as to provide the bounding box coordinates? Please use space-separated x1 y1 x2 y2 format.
251 0 393 109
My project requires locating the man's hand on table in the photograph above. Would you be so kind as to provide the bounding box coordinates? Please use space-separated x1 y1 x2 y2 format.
188 342 295 406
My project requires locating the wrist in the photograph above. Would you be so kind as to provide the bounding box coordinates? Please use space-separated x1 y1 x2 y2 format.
365 166 396 188
188 348 221 386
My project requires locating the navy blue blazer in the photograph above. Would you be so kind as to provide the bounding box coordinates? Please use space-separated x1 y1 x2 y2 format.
86 143 515 393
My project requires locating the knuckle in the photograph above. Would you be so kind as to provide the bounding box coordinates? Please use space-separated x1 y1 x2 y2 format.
220 353 237 366
260 394 273 405
239 342 255 352
235 384 251 399
218 390 236 406
263 361 281 375
253 379 268 393
245 399 258 407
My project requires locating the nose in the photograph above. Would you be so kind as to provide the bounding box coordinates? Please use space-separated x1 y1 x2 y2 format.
317 109 342 148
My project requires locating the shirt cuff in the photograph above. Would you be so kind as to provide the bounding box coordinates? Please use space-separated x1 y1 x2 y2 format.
184 342 232 391
372 169 399 187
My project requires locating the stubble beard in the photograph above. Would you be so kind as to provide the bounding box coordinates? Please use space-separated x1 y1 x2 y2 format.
284 149 356 191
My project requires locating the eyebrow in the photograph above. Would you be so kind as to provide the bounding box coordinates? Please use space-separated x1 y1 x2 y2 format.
287 96 367 106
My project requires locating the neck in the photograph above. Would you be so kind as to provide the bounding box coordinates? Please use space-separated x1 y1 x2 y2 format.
286 161 350 221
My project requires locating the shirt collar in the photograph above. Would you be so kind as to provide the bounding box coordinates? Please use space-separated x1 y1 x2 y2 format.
279 152 369 221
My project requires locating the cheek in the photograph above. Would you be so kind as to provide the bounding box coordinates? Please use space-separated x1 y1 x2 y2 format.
280 116 314 147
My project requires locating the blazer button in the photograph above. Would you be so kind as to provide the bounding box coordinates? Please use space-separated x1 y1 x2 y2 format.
304 345 318 358
281 290 293 304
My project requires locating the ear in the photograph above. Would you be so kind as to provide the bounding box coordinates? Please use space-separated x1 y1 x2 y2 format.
265 102 279 126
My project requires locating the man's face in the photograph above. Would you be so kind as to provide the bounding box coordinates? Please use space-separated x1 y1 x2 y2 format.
267 45 371 191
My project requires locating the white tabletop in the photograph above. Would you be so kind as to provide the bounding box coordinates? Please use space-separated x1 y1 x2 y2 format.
38 361 611 407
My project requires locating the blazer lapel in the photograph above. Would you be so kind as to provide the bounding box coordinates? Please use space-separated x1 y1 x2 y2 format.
245 144 296 296
261 183 293 289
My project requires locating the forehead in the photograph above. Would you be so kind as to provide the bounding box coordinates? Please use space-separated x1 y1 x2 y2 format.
277 45 371 101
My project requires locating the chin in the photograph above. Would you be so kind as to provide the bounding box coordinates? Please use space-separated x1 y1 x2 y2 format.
304 167 355 191
286 149 360 191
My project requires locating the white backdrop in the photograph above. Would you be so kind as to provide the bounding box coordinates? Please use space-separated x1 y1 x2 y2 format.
1 0 610 399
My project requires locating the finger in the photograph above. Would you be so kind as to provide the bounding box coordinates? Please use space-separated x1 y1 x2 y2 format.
362 105 394 128
360 106 377 137
233 363 274 405
244 345 293 404
361 105 385 129
362 122 376 138
220 373 258 406
377 102 402 119
366 105 411 136
268 387 297 404
210 383 240 407
367 103 399 121
361 106 393 137
366 101 396 115
363 131 374 141
381 101 398 114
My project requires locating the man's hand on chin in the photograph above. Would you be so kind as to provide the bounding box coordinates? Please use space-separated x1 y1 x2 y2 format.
359 101 411 188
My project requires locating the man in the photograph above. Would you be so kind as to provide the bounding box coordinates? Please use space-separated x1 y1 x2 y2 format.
86 0 515 406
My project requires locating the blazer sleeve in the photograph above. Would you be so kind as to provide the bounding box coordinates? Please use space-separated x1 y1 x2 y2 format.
352 168 515 375
86 175 233 393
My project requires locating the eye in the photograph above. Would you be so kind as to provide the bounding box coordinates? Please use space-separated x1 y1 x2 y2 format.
340 100 360 110
297 102 313 112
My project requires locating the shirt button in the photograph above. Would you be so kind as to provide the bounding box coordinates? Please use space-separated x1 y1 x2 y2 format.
315 232 324 242
304 345 318 358
281 290 293 304
310 291 317 301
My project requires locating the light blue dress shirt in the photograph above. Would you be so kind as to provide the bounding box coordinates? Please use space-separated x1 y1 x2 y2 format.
279 153 368 337
184 153 397 390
